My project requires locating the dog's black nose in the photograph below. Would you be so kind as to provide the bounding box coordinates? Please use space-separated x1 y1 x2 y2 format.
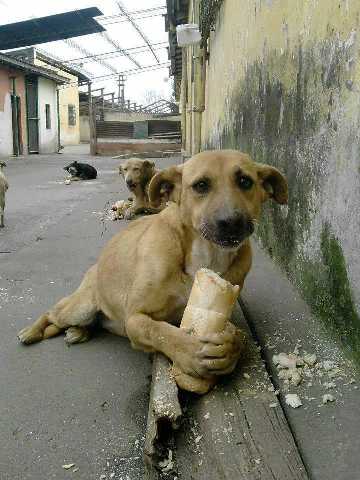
216 214 254 236
127 180 136 189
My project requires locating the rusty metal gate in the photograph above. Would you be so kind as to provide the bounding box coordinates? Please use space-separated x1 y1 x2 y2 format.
96 121 134 138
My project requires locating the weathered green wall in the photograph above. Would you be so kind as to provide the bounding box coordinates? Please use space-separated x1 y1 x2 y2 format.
201 0 360 360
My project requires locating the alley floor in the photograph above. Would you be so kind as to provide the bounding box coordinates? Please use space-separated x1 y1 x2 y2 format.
0 148 180 480
1 148 359 480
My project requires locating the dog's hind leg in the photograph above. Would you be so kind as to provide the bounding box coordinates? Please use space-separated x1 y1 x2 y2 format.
44 324 63 339
18 265 98 345
64 326 90 344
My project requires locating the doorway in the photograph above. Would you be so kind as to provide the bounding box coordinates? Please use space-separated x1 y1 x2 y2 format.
11 94 22 156
25 77 39 153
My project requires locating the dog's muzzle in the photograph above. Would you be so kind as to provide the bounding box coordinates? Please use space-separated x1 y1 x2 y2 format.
126 179 137 191
201 213 254 248
67 167 78 176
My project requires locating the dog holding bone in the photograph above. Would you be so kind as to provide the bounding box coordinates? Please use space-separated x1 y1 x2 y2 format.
18 151 288 383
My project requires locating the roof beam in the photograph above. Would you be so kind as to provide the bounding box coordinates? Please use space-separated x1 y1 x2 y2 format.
100 31 141 68
63 38 118 74
115 1 160 64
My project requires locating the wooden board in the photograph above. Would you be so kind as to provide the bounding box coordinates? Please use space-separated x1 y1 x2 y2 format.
174 303 309 480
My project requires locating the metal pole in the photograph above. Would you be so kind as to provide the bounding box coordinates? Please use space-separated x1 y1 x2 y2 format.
118 75 122 102
88 82 96 156
56 88 61 152
121 76 125 105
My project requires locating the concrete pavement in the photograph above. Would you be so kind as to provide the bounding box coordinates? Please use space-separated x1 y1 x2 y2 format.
0 149 179 480
241 242 360 480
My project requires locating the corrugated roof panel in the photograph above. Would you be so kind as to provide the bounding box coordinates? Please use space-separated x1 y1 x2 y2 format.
0 8 105 50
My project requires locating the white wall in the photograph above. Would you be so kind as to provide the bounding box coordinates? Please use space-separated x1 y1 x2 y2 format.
80 115 90 142
0 93 13 157
38 78 58 154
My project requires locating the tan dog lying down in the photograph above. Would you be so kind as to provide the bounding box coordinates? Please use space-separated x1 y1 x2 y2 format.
18 151 288 381
118 157 161 220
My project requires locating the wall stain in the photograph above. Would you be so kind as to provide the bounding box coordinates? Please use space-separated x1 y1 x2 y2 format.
299 223 360 362
204 34 360 360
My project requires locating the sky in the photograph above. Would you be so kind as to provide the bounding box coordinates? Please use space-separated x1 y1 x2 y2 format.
0 0 172 106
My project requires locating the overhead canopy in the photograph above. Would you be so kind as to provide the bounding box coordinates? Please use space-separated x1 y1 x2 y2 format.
0 8 105 50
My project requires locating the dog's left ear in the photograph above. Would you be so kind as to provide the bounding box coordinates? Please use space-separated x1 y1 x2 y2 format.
148 165 183 207
257 164 288 204
143 160 155 169
143 160 156 177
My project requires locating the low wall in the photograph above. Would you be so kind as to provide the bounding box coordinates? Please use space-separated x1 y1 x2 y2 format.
96 138 181 157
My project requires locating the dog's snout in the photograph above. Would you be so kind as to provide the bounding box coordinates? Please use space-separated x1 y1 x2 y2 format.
126 179 136 188
216 214 253 236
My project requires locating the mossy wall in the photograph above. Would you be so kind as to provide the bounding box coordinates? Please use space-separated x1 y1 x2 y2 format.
201 0 360 360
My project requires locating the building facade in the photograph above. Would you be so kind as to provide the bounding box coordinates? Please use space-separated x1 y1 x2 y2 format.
0 53 67 157
0 64 27 157
8 48 89 147
168 0 360 360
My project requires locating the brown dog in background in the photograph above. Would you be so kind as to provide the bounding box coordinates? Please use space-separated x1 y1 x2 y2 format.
18 151 288 381
118 157 161 220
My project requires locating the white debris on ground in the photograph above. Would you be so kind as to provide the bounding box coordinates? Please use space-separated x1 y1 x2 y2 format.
270 345 357 410
322 394 335 404
285 393 302 408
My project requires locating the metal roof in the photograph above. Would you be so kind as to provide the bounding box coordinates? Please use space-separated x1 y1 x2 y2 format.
0 52 69 84
7 47 90 83
0 8 105 50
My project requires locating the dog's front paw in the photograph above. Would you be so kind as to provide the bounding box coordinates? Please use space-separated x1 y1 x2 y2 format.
17 326 44 345
197 324 247 376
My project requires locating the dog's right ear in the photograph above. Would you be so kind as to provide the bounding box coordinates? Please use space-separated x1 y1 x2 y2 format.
148 165 183 207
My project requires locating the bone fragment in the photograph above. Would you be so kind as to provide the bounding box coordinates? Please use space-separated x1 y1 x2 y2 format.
111 199 133 219
285 393 302 408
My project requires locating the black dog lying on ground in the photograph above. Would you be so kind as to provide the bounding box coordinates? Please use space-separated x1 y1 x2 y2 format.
64 161 97 180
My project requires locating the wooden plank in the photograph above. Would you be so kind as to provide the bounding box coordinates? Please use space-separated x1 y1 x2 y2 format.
144 354 182 479
175 303 309 480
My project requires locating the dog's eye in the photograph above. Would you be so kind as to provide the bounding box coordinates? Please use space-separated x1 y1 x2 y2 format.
192 179 211 194
133 167 140 172
236 174 253 190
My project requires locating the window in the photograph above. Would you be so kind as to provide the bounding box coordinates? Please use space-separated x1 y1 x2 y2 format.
45 104 51 129
68 104 76 126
